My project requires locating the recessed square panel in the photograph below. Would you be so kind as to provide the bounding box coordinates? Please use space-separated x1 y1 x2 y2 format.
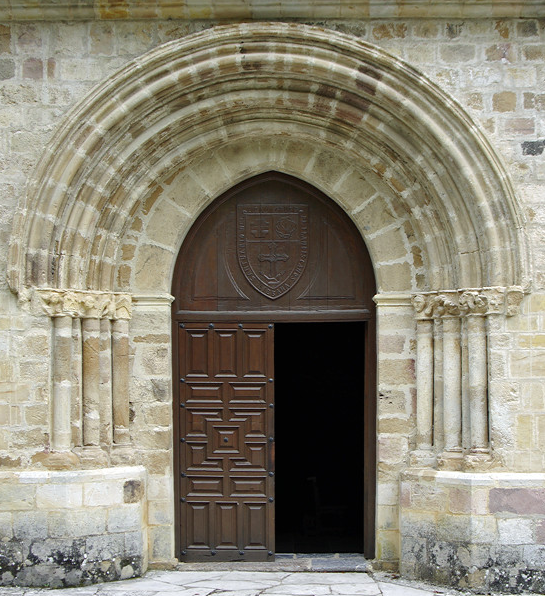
211 426 240 454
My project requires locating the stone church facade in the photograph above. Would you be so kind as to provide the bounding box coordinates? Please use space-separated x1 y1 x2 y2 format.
0 1 545 592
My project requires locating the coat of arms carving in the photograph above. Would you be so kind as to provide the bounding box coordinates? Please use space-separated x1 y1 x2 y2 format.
237 205 309 299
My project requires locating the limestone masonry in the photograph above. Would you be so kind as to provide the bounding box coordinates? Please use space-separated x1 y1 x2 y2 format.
0 1 545 593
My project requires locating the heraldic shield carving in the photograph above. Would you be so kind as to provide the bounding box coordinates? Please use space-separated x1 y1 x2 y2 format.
237 205 309 299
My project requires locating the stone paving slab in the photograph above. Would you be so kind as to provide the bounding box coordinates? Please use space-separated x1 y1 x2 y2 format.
0 570 542 596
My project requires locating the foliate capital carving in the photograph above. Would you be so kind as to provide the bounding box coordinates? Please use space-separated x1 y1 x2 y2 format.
412 286 525 319
37 289 132 320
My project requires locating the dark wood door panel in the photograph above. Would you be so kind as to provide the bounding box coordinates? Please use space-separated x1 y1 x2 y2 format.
178 322 274 561
172 172 374 319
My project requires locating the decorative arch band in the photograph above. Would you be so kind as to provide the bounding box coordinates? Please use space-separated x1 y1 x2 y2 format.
7 22 530 294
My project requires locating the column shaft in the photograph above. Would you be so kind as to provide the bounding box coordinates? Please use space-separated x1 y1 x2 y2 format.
112 318 130 445
467 315 488 451
99 318 113 446
82 317 101 447
51 316 73 451
442 316 462 458
433 319 444 451
416 319 434 450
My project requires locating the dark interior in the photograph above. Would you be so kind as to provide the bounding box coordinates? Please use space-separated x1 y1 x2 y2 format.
274 322 365 554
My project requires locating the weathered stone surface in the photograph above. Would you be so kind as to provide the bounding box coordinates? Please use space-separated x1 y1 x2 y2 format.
490 488 545 515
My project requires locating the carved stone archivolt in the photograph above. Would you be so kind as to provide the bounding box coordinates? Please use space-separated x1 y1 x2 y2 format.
411 286 524 471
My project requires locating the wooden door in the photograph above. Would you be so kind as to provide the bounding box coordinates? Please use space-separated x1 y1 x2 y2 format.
177 322 275 561
173 172 377 561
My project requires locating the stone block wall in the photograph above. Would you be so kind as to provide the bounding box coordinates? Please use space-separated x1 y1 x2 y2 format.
401 470 545 594
0 466 147 587
490 293 545 472
0 8 543 592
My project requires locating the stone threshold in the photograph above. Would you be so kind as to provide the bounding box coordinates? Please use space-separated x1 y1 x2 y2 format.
176 553 369 572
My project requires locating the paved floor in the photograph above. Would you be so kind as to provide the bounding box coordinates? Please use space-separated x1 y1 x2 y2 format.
0 568 538 596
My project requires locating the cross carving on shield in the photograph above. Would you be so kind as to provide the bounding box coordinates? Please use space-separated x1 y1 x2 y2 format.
237 205 309 299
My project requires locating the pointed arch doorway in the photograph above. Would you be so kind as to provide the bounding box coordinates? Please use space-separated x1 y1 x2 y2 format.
172 172 376 562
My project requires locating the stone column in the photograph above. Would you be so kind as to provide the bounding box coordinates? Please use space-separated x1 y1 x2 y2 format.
411 295 435 466
82 317 101 447
459 290 491 467
433 317 444 452
99 318 113 447
436 294 463 470
51 315 74 452
112 296 132 461
38 289 132 467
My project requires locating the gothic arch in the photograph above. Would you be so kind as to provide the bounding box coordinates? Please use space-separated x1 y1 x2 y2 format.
8 22 530 297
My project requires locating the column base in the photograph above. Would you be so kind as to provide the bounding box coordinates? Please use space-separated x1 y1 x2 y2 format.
409 449 437 468
31 450 81 470
75 446 110 468
110 444 136 465
464 449 494 471
438 448 464 471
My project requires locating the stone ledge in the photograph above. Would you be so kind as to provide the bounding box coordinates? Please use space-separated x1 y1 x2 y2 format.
1 0 544 21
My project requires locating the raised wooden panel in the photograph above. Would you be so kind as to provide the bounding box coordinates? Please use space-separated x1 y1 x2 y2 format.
241 330 269 378
188 477 223 497
182 329 209 377
215 330 238 377
216 503 238 548
243 503 268 550
186 502 210 549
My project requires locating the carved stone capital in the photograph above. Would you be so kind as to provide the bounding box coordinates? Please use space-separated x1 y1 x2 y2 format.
411 294 433 320
37 289 133 320
458 290 488 316
505 287 524 316
115 295 133 320
412 292 460 318
413 286 526 320
431 293 460 317
482 286 524 317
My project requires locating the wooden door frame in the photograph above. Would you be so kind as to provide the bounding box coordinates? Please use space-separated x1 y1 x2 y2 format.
172 171 377 559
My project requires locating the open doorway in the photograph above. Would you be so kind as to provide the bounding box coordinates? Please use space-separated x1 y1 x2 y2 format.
274 322 366 554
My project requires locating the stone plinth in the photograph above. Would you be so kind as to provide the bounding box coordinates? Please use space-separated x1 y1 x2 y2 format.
401 470 545 594
0 467 148 587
